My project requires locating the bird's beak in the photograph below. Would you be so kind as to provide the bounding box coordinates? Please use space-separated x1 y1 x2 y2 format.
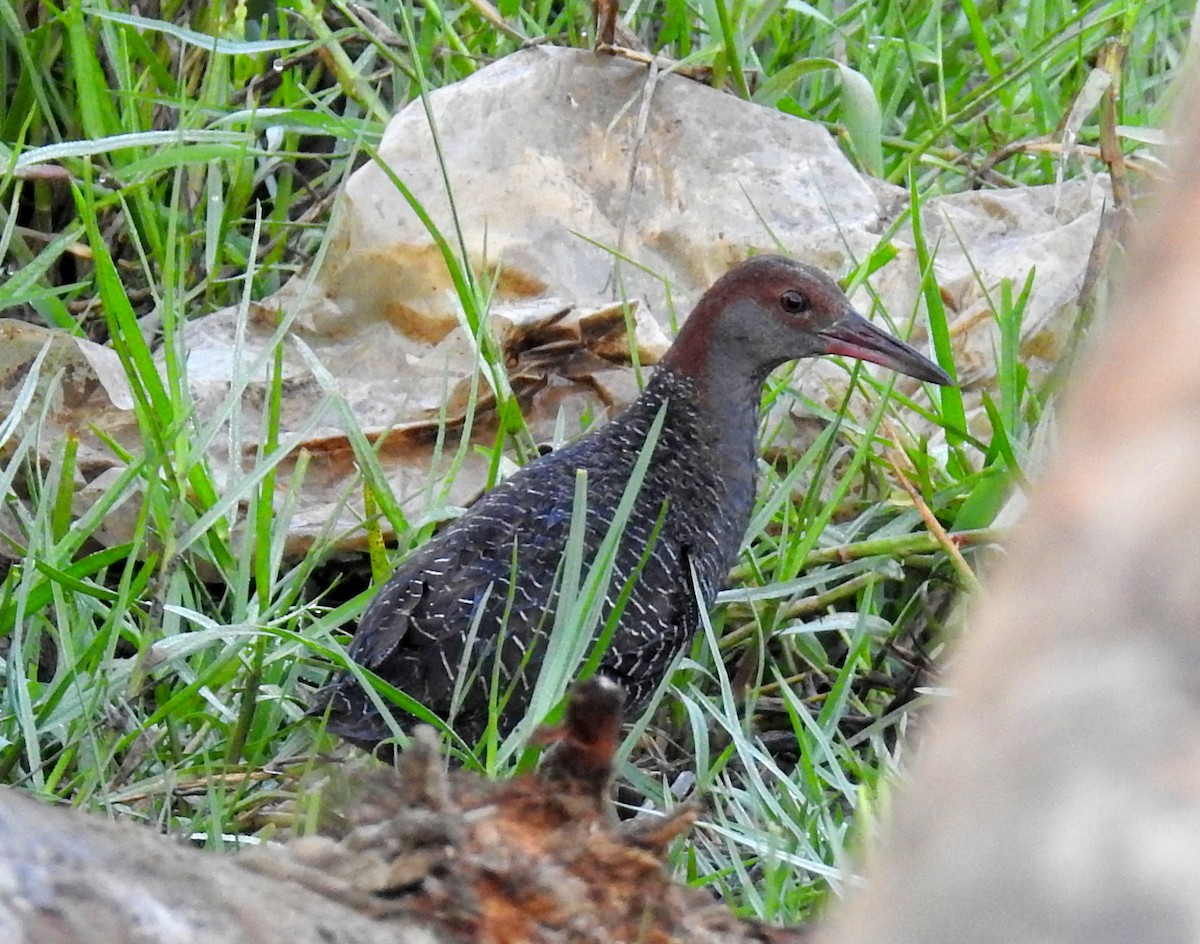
819 311 955 386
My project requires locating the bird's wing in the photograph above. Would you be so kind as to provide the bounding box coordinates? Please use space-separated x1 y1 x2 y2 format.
598 539 700 702
345 567 429 667
345 457 585 672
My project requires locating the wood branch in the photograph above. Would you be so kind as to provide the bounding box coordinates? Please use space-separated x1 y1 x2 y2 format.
0 680 810 944
816 73 1200 944
0 786 433 944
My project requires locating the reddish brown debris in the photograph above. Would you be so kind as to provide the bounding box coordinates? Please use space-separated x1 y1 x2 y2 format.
286 679 812 944
533 675 626 804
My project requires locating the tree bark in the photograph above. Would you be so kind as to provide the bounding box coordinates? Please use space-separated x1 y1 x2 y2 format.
0 785 442 944
818 72 1200 944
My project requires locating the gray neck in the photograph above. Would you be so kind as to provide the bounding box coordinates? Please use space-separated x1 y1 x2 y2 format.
645 363 765 565
696 363 764 543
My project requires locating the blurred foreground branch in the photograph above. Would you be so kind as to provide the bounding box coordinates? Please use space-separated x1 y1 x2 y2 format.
818 73 1200 944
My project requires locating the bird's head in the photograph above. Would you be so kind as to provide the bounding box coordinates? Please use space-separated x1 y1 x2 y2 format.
660 255 954 387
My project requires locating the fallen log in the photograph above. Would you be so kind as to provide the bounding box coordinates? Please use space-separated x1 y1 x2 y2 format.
0 785 435 944
0 679 808 944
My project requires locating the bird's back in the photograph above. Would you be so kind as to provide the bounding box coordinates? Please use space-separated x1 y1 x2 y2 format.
318 369 753 746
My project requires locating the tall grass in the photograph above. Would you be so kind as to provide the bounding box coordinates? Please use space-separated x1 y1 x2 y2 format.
0 0 1191 924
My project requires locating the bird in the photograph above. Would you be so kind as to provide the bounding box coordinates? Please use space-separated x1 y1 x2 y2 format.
315 255 954 748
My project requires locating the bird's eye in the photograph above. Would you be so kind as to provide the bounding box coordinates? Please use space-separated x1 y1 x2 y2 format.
780 290 810 314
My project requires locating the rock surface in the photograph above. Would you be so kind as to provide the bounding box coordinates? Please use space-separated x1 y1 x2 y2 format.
0 46 1108 557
